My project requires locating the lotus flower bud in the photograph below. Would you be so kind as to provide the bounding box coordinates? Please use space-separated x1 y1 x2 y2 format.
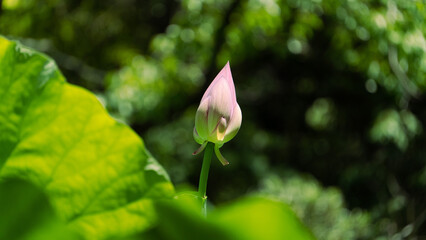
193 62 242 165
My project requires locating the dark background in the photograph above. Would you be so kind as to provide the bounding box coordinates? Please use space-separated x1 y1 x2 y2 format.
1 0 425 238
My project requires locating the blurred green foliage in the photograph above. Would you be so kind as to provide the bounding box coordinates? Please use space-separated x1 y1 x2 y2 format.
1 0 425 239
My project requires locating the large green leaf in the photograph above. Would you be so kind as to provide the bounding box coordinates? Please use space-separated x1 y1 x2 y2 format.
212 197 316 240
0 36 174 239
143 196 316 240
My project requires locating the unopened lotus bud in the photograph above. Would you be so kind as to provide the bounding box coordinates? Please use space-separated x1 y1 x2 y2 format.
193 62 242 165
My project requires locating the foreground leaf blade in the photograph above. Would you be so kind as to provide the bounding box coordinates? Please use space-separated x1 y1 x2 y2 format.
0 180 82 240
212 197 316 240
148 196 315 240
0 36 174 239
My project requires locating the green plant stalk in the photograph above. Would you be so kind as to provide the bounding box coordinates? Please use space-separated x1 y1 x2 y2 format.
198 142 214 215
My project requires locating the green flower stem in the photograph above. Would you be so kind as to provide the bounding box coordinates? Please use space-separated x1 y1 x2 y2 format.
198 142 214 215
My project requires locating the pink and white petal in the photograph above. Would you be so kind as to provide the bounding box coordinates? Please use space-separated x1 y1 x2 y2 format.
208 117 227 143
195 96 210 140
193 127 205 145
223 61 236 103
223 103 242 143
207 78 233 133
